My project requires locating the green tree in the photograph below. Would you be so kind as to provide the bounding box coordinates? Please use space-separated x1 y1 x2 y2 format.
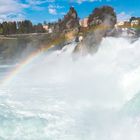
34 23 45 33
2 22 9 35
88 6 117 28
44 21 47 25
0 23 3 34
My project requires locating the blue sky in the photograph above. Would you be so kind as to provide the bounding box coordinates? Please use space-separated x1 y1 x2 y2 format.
0 0 140 23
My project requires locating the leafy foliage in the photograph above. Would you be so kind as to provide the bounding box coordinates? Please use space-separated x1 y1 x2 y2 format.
0 20 45 35
88 6 117 28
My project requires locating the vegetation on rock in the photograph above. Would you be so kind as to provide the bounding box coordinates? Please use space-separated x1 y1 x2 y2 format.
88 6 117 28
53 7 80 33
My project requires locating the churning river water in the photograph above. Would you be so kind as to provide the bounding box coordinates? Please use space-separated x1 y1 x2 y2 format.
0 37 140 140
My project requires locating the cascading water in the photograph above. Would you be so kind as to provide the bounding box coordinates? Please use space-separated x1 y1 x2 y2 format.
0 37 140 140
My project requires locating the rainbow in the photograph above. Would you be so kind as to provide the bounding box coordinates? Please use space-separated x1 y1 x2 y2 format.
1 46 50 85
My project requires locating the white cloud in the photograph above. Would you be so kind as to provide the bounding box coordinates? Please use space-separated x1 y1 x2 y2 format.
25 0 56 11
117 12 131 22
48 8 57 15
48 4 64 15
48 4 64 9
0 0 27 21
0 0 55 21
0 0 57 21
74 0 102 4
0 0 22 14
26 0 55 5
0 13 25 22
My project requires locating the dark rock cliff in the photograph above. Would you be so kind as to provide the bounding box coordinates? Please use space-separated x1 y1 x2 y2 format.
53 7 80 34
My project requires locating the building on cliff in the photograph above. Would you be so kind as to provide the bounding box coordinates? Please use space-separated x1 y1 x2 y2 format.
43 25 53 33
79 17 89 28
115 17 140 29
131 18 140 27
43 25 49 30
115 21 131 28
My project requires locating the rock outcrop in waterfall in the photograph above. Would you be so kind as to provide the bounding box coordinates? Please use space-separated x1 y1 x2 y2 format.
74 6 117 55
88 6 116 28
53 7 79 34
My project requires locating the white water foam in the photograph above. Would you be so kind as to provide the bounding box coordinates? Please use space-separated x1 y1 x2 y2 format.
0 38 140 140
